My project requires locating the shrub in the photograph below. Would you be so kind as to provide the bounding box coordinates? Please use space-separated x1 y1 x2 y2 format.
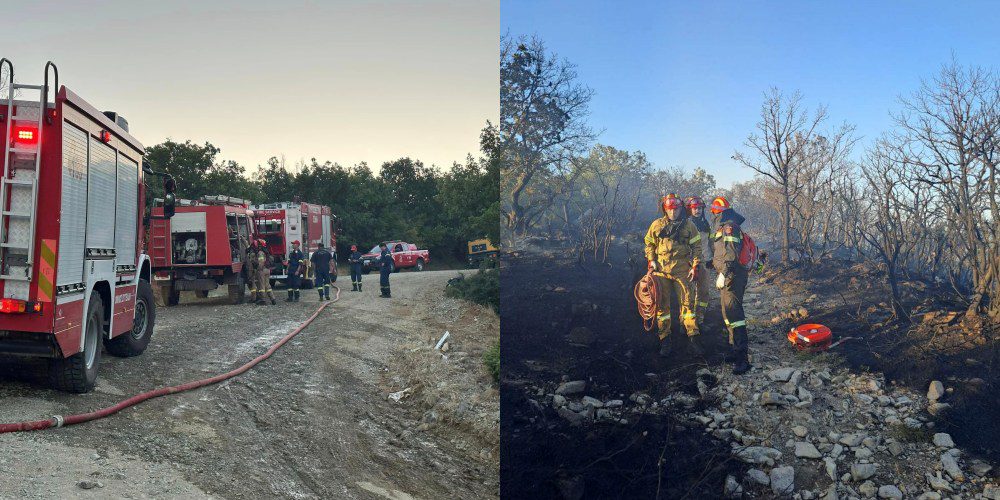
483 340 500 384
445 268 499 313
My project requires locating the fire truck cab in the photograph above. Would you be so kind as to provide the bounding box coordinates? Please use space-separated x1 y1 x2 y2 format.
149 195 255 305
0 60 170 393
251 201 338 288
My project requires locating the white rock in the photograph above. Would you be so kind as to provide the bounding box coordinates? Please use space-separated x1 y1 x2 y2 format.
604 399 623 408
724 474 743 498
792 425 808 437
940 452 964 481
916 493 942 500
746 468 770 486
552 394 567 408
824 457 838 481
736 446 783 466
855 393 875 405
556 380 586 395
858 481 877 497
795 442 823 459
582 396 604 408
983 484 1000 500
927 380 944 401
925 472 953 492
840 434 865 447
768 367 797 382
932 433 954 448
876 395 893 407
854 447 873 460
830 444 844 459
877 484 902 499
851 462 877 481
770 466 795 496
927 402 952 416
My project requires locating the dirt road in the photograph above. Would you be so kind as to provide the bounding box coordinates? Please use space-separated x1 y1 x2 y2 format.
0 270 498 499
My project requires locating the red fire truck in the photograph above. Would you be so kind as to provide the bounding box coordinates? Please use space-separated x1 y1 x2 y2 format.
149 195 255 306
251 201 338 287
0 61 173 393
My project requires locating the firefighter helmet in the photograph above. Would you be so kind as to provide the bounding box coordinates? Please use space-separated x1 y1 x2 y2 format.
292 240 300 245
710 196 730 214
661 193 682 212
350 245 358 251
685 196 705 210
257 239 266 246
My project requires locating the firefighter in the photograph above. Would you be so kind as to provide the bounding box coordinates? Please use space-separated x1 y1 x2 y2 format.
310 242 334 301
686 196 714 326
245 239 260 304
286 240 304 302
644 193 702 356
254 239 277 305
378 243 393 298
709 196 751 374
348 244 363 292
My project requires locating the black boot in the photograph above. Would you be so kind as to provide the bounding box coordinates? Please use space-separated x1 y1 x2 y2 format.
351 283 358 292
688 336 705 357
358 283 362 292
286 290 294 302
658 339 672 357
294 290 300 302
733 352 752 374
270 297 276 305
318 290 325 301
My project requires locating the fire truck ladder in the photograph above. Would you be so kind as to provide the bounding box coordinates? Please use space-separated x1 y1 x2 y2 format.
0 61 57 282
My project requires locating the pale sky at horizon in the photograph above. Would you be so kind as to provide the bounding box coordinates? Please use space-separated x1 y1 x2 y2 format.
4 0 498 172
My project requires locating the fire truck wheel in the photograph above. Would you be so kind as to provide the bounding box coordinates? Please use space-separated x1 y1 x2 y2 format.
415 259 425 272
196 290 210 299
49 294 104 393
105 279 156 357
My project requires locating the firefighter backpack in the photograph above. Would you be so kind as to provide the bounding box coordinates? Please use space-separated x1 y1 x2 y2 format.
737 231 765 274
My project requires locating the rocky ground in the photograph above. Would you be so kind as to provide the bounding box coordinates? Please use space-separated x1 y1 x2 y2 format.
0 270 498 499
506 240 999 499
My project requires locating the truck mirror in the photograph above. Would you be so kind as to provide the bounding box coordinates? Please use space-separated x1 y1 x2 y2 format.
163 176 176 218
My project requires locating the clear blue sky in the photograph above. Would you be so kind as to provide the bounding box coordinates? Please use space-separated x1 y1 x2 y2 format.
502 0 1000 187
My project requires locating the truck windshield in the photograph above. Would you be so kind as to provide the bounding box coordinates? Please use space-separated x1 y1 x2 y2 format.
255 219 283 234
369 245 381 254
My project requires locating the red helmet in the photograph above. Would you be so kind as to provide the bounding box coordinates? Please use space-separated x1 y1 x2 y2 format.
685 196 704 210
710 196 730 214
661 193 682 212
291 240 300 245
350 245 357 251
258 239 266 246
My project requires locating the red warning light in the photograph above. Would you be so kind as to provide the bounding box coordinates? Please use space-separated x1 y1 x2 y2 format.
100 130 111 142
14 127 38 144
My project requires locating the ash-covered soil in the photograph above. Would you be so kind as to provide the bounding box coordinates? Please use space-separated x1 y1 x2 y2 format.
0 270 498 499
501 239 1000 499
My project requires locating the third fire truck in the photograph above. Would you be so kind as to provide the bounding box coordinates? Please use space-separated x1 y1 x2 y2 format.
0 60 175 392
251 201 338 288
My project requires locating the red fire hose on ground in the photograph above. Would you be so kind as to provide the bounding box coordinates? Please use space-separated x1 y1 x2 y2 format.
0 287 340 434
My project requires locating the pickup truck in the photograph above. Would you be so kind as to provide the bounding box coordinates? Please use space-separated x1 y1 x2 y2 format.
361 241 430 273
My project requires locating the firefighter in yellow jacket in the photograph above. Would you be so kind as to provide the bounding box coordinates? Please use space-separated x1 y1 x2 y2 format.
644 194 702 356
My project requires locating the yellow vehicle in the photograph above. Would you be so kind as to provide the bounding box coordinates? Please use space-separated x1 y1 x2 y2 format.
467 238 498 268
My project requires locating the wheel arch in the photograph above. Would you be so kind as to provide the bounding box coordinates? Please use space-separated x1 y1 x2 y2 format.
81 280 112 352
